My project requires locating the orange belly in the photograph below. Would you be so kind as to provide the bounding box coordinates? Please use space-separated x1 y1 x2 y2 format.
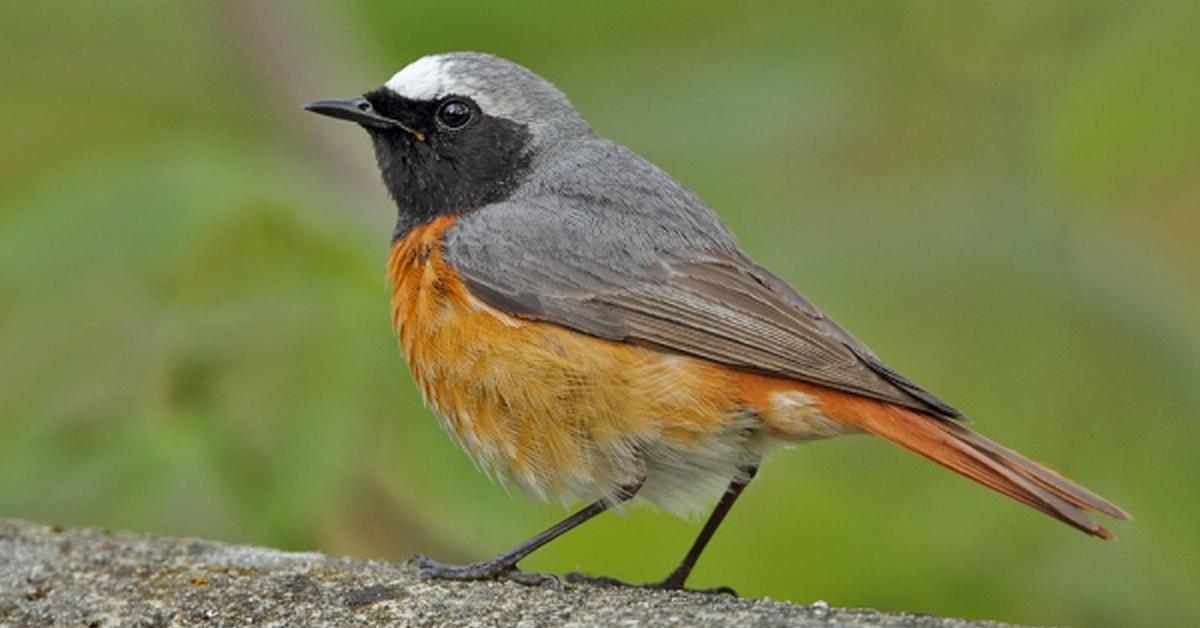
388 216 857 510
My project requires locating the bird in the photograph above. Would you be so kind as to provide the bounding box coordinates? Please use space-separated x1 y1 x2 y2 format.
303 51 1130 591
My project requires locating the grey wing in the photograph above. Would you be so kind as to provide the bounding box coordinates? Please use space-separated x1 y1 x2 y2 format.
444 141 962 420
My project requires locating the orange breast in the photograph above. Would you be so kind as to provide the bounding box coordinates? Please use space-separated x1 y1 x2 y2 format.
388 216 857 509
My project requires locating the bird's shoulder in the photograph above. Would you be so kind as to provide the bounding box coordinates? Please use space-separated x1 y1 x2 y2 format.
447 135 738 269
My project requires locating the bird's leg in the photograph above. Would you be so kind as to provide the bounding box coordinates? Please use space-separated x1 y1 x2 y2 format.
566 465 758 595
413 478 644 586
650 465 758 592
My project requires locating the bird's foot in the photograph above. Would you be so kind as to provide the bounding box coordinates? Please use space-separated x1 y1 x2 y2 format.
409 554 559 588
563 571 738 597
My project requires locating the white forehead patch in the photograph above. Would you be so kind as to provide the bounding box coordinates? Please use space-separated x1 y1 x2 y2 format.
383 55 510 119
385 56 452 101
380 53 586 137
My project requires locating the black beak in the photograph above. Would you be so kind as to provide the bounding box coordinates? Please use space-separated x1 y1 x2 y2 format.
303 97 425 140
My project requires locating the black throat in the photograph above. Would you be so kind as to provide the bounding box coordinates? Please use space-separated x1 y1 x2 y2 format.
361 88 534 242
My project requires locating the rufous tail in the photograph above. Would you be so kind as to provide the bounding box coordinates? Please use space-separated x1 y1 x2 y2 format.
850 405 1131 539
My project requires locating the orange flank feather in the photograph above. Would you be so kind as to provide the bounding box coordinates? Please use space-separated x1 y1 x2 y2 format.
389 216 760 507
389 216 1130 535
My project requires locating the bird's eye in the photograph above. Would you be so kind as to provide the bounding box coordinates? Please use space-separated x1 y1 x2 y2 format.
436 99 473 129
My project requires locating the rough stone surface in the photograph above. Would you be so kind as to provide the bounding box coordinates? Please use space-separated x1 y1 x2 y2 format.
0 519 1025 627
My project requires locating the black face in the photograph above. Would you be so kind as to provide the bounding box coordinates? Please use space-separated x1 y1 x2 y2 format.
360 88 533 241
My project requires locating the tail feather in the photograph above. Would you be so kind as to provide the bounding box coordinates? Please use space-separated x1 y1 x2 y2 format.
954 427 1131 520
849 405 1130 540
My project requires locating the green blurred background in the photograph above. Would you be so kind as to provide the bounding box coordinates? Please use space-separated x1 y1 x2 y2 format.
2 2 1197 625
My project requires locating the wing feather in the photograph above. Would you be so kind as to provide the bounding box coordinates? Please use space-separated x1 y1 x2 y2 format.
441 141 962 419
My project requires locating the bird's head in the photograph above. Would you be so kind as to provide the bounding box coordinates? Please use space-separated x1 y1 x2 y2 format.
305 52 590 237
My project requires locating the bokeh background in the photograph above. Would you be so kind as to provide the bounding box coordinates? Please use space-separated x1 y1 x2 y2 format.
2 2 1197 626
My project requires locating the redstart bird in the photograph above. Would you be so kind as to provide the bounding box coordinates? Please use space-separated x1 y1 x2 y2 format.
304 52 1129 590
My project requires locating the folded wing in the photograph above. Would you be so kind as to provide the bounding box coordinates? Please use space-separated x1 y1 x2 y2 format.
445 196 962 420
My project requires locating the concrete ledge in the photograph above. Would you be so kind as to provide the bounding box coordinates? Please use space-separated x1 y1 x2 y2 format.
0 519 1021 627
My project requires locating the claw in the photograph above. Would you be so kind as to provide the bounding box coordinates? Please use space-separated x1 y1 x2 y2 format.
504 569 562 588
409 554 558 587
700 584 739 597
564 571 737 596
564 572 628 588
